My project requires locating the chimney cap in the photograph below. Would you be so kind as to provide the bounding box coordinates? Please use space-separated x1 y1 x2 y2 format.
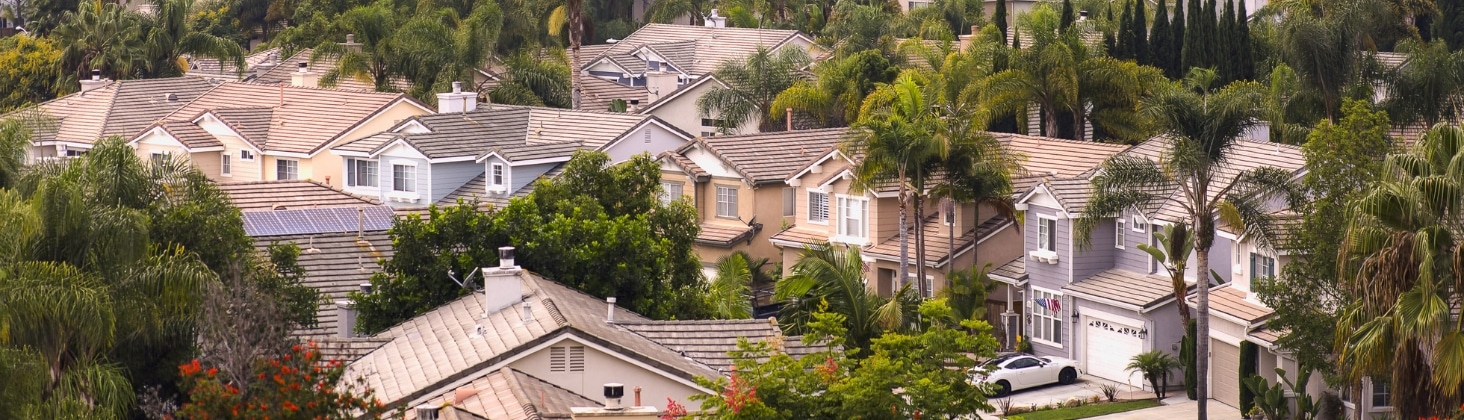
451 81 463 93
298 62 308 72
90 69 101 80
603 383 625 398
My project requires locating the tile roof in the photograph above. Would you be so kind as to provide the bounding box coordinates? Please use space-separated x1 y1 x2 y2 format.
155 82 415 154
1248 327 1283 346
338 105 664 161
312 336 394 364
863 214 1014 267
989 256 1027 285
1113 137 1307 223
1062 269 1181 310
579 76 647 112
658 150 708 179
994 133 1131 180
1034 177 1100 213
1373 51 1407 69
437 164 565 208
619 319 819 372
346 271 721 407
581 24 807 76
411 367 600 420
253 48 413 92
18 77 217 146
769 227 829 247
211 107 274 146
157 121 223 149
696 223 758 247
219 180 381 211
252 231 394 339
185 48 282 78
1189 285 1273 325
694 128 849 184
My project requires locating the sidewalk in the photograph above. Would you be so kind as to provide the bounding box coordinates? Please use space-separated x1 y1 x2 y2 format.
1084 396 1243 420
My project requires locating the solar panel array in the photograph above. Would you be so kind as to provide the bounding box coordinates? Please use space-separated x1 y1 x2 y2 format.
242 206 396 237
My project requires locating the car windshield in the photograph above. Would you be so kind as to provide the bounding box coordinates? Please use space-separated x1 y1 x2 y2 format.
982 353 1023 368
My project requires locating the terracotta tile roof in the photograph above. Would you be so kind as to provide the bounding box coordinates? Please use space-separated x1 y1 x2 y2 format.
312 336 393 364
252 231 394 339
580 76 646 112
220 180 381 211
696 223 758 247
253 48 412 92
581 24 807 76
1189 285 1273 324
18 77 217 146
155 82 415 155
994 133 1131 180
769 227 829 247
1062 269 1181 310
696 128 850 185
989 256 1027 285
410 367 599 420
863 214 1013 267
620 319 820 372
1248 327 1283 346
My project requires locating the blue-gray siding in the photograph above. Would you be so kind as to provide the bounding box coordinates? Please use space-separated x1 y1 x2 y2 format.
377 156 431 208
603 124 688 163
511 162 560 194
1024 204 1070 292
429 161 484 203
1072 220 1117 281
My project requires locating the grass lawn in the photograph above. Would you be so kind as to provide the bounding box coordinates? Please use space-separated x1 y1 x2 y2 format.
1009 399 1162 420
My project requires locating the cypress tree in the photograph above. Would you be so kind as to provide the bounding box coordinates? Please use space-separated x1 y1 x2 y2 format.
1237 0 1254 80
1105 7 1118 54
1218 0 1236 83
1061 0 1076 31
1117 0 1135 59
1152 0 1174 77
995 0 1009 41
1181 0 1201 71
1133 0 1149 65
1205 0 1219 70
1171 0 1185 77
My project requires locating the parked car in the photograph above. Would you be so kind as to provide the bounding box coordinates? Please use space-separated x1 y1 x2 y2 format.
971 352 1081 397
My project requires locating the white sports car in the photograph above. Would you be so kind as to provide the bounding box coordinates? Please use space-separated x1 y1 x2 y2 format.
972 353 1082 397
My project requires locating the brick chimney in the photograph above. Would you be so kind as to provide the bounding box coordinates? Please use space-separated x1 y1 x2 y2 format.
291 62 319 88
437 81 478 114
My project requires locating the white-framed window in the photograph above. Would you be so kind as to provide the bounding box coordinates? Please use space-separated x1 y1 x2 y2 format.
1251 253 1276 279
346 158 378 187
716 186 738 218
837 195 869 239
1115 219 1125 249
276 159 298 180
1038 217 1057 251
490 163 505 187
1371 380 1390 408
221 154 231 176
1030 288 1063 345
782 187 796 217
150 152 170 166
240 150 255 161
660 181 683 205
808 191 829 224
907 273 936 298
392 164 416 192
1131 214 1147 232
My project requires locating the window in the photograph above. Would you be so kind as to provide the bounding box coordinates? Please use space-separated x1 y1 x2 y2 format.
490 163 505 186
240 150 255 161
1131 214 1146 232
150 152 170 166
1007 357 1040 369
716 186 738 218
392 164 415 192
1038 217 1057 251
837 196 869 239
276 159 298 180
221 154 231 176
1030 289 1063 344
908 1 930 9
1372 380 1390 408
906 273 935 298
943 200 955 225
1115 219 1125 249
660 182 683 205
783 187 796 217
1251 253 1276 279
548 345 586 373
808 191 829 223
346 159 378 187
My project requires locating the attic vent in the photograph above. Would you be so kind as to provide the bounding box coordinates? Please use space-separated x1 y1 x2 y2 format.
644 129 651 143
549 345 585 372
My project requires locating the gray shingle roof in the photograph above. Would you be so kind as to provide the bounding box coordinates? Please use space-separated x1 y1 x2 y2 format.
693 128 849 184
253 48 412 92
620 319 819 372
437 164 565 208
990 256 1027 285
1062 269 1180 310
1188 285 1272 324
338 104 668 161
220 180 381 211
1122 138 1306 223
696 223 757 247
579 76 646 112
581 24 807 76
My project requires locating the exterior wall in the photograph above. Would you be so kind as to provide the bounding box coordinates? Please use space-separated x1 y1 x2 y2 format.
508 336 706 411
429 161 484 203
192 150 224 178
1072 218 1118 281
511 162 559 193
133 131 190 165
1116 210 1155 273
311 101 432 188
645 81 759 136
1023 203 1071 291
378 156 431 207
602 123 688 163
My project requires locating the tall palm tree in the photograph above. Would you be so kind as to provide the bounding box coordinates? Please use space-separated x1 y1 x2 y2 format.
1077 69 1299 419
774 243 913 351
772 49 899 128
489 49 573 108
392 3 504 100
645 0 710 25
1138 223 1195 326
1335 124 1464 419
311 4 401 91
52 0 141 80
137 0 245 78
697 46 811 133
979 6 1079 139
1382 39 1464 128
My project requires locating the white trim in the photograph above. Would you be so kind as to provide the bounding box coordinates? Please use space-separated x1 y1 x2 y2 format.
474 149 575 166
1210 329 1244 347
267 151 311 158
815 169 853 191
312 97 434 157
831 193 870 246
190 112 264 152
787 150 853 184
330 149 371 158
1028 286 1066 348
1115 218 1126 249
429 156 478 163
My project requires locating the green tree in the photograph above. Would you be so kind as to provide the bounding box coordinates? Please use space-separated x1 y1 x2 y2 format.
698 46 811 133
1126 351 1182 399
52 0 141 79
1235 0 1253 81
1169 0 1185 77
1217 0 1235 82
1151 0 1175 77
645 0 710 25
849 71 938 285
704 252 756 319
1334 124 1464 419
1439 0 1464 50
1116 0 1134 59
137 0 245 78
773 49 899 128
391 3 504 102
1137 223 1196 326
1131 0 1148 65
0 36 68 112
489 49 573 108
994 0 1008 40
1060 0 1075 31
175 343 384 419
1382 39 1464 127
309 4 401 91
937 266 998 323
1180 0 1201 71
774 244 914 352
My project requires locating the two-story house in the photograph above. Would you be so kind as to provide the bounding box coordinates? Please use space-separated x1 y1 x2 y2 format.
13 75 217 160
330 95 692 209
127 79 433 187
657 128 845 273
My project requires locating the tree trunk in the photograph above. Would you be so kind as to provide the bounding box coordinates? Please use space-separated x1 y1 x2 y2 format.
1194 221 1212 420
898 168 909 296
569 0 583 110
1044 105 1060 139
947 200 954 280
1174 277 1192 326
914 194 927 299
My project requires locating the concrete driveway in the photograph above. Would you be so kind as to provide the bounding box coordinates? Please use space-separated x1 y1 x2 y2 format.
985 374 1143 415
1085 397 1243 419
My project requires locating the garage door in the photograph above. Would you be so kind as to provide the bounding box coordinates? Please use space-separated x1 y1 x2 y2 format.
1085 316 1144 385
1212 339 1241 408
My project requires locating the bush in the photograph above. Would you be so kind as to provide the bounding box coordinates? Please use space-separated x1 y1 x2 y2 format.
1100 383 1120 402
174 342 384 419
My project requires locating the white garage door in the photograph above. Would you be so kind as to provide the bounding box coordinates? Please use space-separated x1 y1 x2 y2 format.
1212 339 1241 408
1085 316 1145 386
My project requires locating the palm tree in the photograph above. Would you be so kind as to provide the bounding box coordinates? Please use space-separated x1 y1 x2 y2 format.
979 6 1079 140
137 0 245 78
1335 124 1464 419
774 243 913 351
697 46 811 134
392 3 504 101
1138 223 1195 326
1077 69 1300 419
489 49 573 108
772 49 899 128
704 253 755 319
1381 39 1464 128
52 0 141 80
1126 351 1182 399
937 266 997 323
311 5 401 91
543 0 587 108
645 0 710 25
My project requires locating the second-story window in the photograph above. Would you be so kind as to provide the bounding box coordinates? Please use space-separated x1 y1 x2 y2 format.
276 159 298 180
392 164 415 192
491 163 505 187
1115 219 1125 249
346 159 378 187
1038 217 1057 251
716 186 738 218
1250 253 1276 279
838 196 869 239
221 154 231 176
240 150 255 161
808 191 829 223
660 182 682 205
1131 214 1147 232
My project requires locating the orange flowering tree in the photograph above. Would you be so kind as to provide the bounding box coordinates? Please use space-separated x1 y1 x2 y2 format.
174 342 384 419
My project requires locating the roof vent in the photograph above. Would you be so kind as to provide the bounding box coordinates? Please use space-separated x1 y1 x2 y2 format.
164 93 177 101
603 383 625 410
91 69 100 81
521 300 534 323
414 404 439 420
359 283 372 294
606 297 617 323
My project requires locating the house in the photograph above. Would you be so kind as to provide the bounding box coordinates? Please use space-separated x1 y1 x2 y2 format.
657 128 845 273
576 22 821 135
344 251 814 417
127 81 434 187
1008 137 1307 394
331 97 692 209
183 48 286 83
13 76 217 160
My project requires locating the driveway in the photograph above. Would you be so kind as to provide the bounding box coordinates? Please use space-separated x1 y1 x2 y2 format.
985 374 1143 415
1086 397 1243 420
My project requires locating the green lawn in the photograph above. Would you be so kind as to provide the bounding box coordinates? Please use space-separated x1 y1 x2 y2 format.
1009 399 1162 420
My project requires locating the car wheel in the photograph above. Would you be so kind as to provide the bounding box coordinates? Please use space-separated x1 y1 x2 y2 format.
994 380 1012 397
1058 367 1078 385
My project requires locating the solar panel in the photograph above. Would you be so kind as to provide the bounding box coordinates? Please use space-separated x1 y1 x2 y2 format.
242 205 398 237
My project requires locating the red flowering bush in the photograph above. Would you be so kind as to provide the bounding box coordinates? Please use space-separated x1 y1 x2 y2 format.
173 342 384 419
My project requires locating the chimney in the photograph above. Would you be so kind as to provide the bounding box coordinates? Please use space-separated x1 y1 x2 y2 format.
569 384 660 419
786 107 793 131
343 33 363 52
291 62 319 88
335 300 357 338
79 69 109 93
414 404 440 420
958 25 979 50
704 9 726 28
628 99 640 113
481 246 523 317
645 71 678 104
437 81 479 114
603 384 624 410
605 297 617 323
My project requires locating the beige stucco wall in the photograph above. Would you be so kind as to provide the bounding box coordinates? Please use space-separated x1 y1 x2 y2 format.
133 131 189 165
645 80 760 136
306 101 430 187
509 336 707 411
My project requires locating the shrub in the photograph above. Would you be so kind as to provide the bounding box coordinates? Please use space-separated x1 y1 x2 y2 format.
1100 383 1120 402
174 342 384 419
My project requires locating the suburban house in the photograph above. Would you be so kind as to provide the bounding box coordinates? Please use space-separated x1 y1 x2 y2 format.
344 252 815 418
331 97 692 209
14 76 216 160
657 128 845 273
127 81 433 187
575 22 821 135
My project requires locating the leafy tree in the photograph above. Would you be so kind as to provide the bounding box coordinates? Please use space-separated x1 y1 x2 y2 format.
1126 351 1181 399
773 49 898 128
490 49 573 108
698 46 810 133
1180 0 1202 71
175 343 385 419
309 5 404 92
645 0 710 25
0 36 68 112
1217 0 1235 82
1439 0 1464 50
774 244 914 352
1235 0 1253 81
937 266 998 324
1060 0 1075 31
390 3 504 102
1137 223 1195 325
1382 39 1464 127
136 0 246 78
52 0 141 80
